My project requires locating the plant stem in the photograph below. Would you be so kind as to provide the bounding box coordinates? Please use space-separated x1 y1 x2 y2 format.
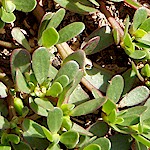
0 40 17 49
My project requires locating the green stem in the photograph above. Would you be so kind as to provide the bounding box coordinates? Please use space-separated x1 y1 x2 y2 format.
0 40 17 49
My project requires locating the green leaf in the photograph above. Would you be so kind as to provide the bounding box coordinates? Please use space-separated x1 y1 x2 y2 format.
124 15 130 38
38 12 54 45
14 97 24 115
54 60 79 83
63 50 86 69
137 33 150 46
29 97 48 116
42 27 59 48
133 8 147 32
0 82 7 98
107 109 117 124
10 49 31 81
88 121 109 137
141 64 150 77
81 36 100 55
47 8 66 29
83 144 101 150
0 115 9 129
54 0 97 14
34 98 54 111
6 134 20 144
11 27 31 51
89 0 99 6
92 138 111 150
139 18 150 32
129 50 146 59
46 143 60 150
47 107 63 133
32 47 50 85
134 140 148 150
16 69 30 93
42 126 53 142
60 130 79 149
109 134 131 150
85 26 114 54
1 7 16 23
5 0 16 13
54 75 69 88
22 118 46 138
0 146 11 150
12 141 32 150
119 86 149 107
134 29 147 38
58 22 85 44
71 97 106 116
113 29 120 45
106 75 124 103
13 0 37 12
46 82 63 97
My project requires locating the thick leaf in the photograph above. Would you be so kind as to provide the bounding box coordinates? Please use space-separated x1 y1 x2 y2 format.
22 118 46 138
63 50 86 69
34 98 54 111
133 8 147 32
16 69 30 93
11 28 31 51
89 0 99 6
119 86 149 107
92 138 111 150
12 141 32 150
85 26 114 54
0 115 9 129
1 7 16 23
72 123 93 136
137 33 150 46
81 36 100 55
42 27 59 48
32 47 50 85
83 144 101 150
134 140 148 150
10 49 31 80
46 82 63 97
54 75 69 88
46 143 60 150
0 82 7 98
134 29 147 38
29 97 48 116
54 0 97 14
109 134 131 150
88 121 109 137
14 97 24 115
47 107 63 133
47 8 66 29
0 146 11 150
113 29 120 45
42 126 53 142
38 12 54 45
5 0 16 13
60 130 79 149
71 97 106 116
106 75 124 103
129 50 146 59
85 66 114 93
141 64 150 77
13 0 37 12
54 60 79 83
58 22 85 44
139 18 150 32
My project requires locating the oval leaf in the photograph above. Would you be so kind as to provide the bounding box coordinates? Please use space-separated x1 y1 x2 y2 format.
47 107 63 133
71 97 106 116
129 50 146 59
119 86 149 107
58 22 85 44
12 141 32 150
11 28 31 51
84 144 101 150
139 18 150 32
13 0 37 12
106 75 124 103
42 27 59 48
32 47 50 85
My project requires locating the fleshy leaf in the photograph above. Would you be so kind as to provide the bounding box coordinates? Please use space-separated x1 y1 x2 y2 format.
12 141 32 150
133 8 147 32
71 97 106 116
16 69 30 94
60 130 79 149
54 0 97 14
11 28 31 51
119 86 149 107
42 27 59 48
10 49 31 81
5 0 16 13
139 18 150 32
137 33 150 46
0 82 7 98
106 75 124 103
58 22 85 44
32 47 50 85
47 107 63 133
47 8 66 29
129 50 146 59
83 144 101 150
0 146 11 150
13 0 37 12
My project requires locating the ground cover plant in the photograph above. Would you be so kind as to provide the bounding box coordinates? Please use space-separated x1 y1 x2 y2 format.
0 0 150 149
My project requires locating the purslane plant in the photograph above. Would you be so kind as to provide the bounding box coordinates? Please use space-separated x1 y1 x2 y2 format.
0 0 37 28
